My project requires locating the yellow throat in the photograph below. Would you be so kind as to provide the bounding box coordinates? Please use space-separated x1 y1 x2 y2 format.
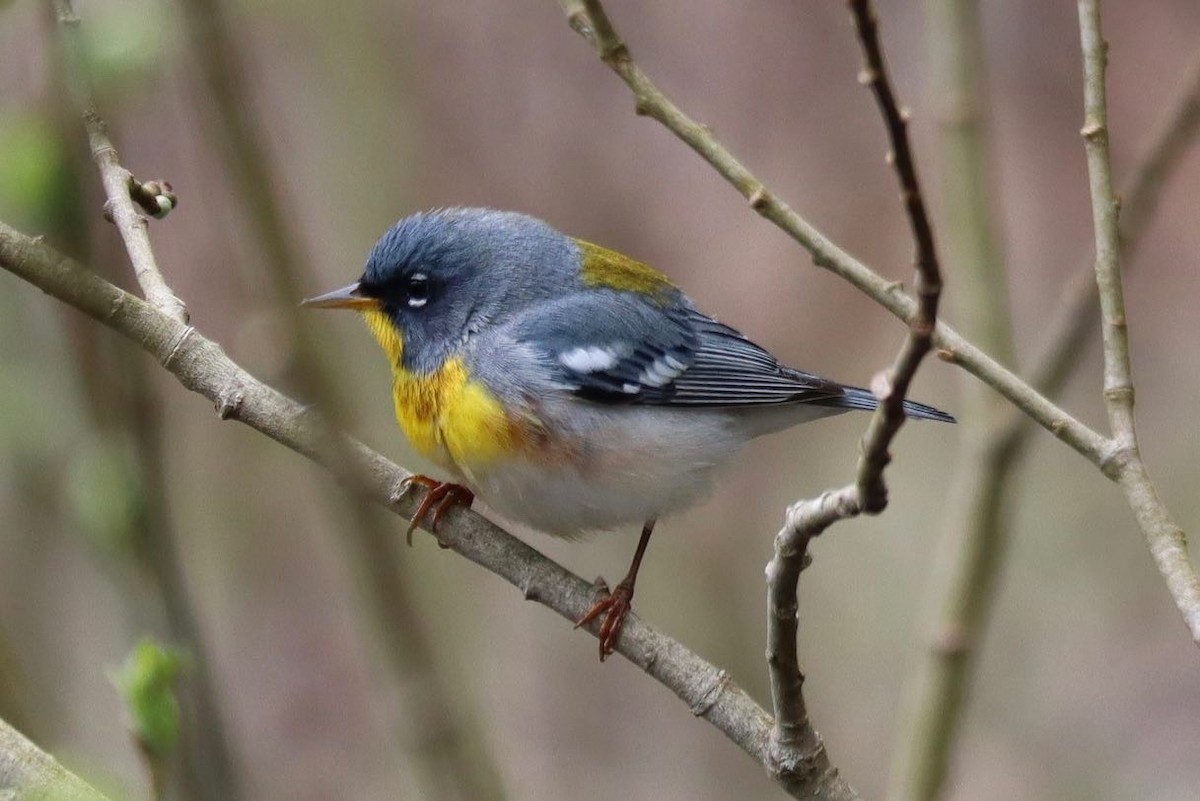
360 309 524 472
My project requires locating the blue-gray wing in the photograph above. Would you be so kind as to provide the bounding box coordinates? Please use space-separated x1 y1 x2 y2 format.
507 290 848 407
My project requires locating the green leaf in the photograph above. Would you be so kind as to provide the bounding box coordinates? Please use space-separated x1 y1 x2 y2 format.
110 638 186 758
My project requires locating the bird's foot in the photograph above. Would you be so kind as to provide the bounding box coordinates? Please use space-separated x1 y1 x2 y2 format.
399 475 474 546
575 577 635 662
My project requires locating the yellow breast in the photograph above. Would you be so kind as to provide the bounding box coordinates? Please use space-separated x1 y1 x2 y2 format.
392 357 526 470
361 310 530 472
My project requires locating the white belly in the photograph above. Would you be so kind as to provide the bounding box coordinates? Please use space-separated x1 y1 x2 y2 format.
465 404 749 536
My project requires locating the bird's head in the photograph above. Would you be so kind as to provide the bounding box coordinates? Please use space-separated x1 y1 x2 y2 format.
303 208 579 374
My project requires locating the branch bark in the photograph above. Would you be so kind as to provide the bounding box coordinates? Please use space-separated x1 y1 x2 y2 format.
553 0 1107 464
890 40 1200 801
42 12 241 796
1079 0 1136 447
48 0 187 324
0 715 109 801
763 3 947 797
1009 47 1200 438
553 0 1200 647
845 0 942 513
1077 0 1200 643
765 493 861 801
0 221 790 797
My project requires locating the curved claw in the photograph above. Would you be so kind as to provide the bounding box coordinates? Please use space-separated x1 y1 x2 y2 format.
575 579 635 661
399 475 474 546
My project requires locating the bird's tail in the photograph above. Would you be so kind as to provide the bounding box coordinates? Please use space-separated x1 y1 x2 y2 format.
833 386 956 423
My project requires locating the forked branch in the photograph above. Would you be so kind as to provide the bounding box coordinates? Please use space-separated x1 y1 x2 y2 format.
49 0 186 323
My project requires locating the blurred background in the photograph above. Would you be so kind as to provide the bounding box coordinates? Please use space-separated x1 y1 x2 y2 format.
2 1 1199 799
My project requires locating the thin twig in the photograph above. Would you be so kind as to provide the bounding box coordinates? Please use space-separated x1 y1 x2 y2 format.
1077 0 1200 642
1016 47 1200 427
890 42 1200 801
48 0 187 324
41 27 240 798
0 222 794 798
1078 0 1136 446
766 3 946 796
555 0 1108 466
765 490 861 800
846 0 942 512
554 0 1200 646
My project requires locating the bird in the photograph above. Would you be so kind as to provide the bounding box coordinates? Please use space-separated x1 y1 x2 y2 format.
303 207 953 660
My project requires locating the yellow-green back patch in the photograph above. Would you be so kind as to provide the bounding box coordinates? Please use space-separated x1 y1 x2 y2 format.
577 239 676 302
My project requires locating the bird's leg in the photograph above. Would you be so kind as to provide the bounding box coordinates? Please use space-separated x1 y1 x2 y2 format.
575 518 656 661
400 475 475 546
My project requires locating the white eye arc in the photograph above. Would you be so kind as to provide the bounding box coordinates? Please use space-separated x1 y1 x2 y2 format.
406 272 429 308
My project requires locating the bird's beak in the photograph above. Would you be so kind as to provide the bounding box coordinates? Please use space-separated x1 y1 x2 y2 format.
300 281 379 310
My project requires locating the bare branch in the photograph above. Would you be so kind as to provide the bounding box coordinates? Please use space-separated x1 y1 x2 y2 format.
765 490 861 801
0 221 789 795
554 0 1109 465
0 715 109 801
556 0 1200 648
846 0 942 512
1020 47 1200 417
1077 0 1200 642
890 41 1200 801
1078 0 1136 445
48 0 187 324
563 1 944 795
766 5 945 794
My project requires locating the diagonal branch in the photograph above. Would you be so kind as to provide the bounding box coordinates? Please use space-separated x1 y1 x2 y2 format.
0 715 109 801
48 0 187 324
554 0 1200 647
0 221 793 797
890 41 1200 801
555 0 1108 466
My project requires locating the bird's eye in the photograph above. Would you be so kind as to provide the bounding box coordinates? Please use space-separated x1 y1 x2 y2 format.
406 273 430 308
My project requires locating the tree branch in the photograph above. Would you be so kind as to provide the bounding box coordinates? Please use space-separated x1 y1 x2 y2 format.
554 0 1108 465
846 0 942 513
765 492 861 801
763 3 946 797
889 39 1200 801
48 0 187 324
0 221 795 796
40 18 241 797
1077 0 1200 642
554 0 1200 646
0 715 109 801
1078 0 1136 446
1017 46 1200 422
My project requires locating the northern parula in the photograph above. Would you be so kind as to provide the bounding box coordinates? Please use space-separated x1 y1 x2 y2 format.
303 208 953 659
